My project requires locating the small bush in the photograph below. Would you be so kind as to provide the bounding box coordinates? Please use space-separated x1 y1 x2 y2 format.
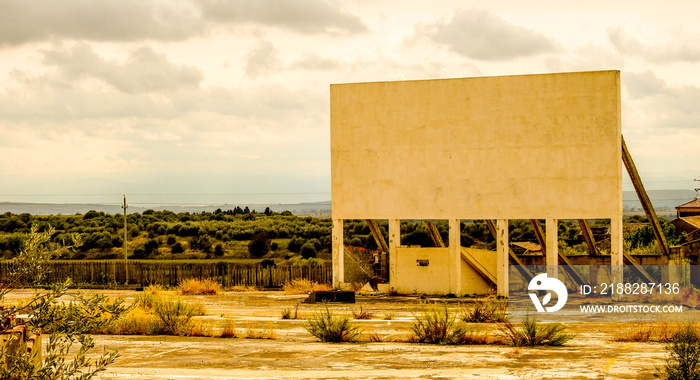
500 317 574 347
383 311 396 320
152 296 207 335
300 242 317 259
659 323 700 380
462 299 507 323
248 232 271 257
411 303 469 345
304 305 361 342
177 278 221 295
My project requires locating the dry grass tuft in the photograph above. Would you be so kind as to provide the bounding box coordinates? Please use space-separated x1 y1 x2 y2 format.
352 306 373 319
282 279 332 294
500 318 574 347
609 322 700 343
245 323 277 339
411 303 470 344
143 284 168 294
219 319 237 338
102 307 162 335
461 299 508 323
365 331 383 342
304 305 361 343
177 278 221 295
185 319 214 337
281 303 301 319
456 330 507 345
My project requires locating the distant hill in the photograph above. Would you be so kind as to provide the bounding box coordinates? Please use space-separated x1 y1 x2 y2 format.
0 201 332 217
0 189 696 218
623 189 697 214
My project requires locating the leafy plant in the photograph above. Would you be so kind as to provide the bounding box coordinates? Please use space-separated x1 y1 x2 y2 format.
304 305 361 342
499 317 574 347
0 226 128 379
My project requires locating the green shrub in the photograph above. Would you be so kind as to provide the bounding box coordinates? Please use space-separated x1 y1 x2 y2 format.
304 305 361 342
300 242 317 259
411 303 469 344
659 323 700 380
499 317 574 347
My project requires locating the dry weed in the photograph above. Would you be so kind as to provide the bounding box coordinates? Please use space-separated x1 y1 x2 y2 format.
609 322 700 343
177 278 221 295
245 323 277 339
219 319 237 338
282 279 332 294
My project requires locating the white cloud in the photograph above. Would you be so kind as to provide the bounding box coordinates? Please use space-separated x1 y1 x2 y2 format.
196 0 367 35
0 0 367 48
609 26 700 63
244 40 279 77
41 43 203 94
418 9 559 61
623 70 700 130
0 0 203 46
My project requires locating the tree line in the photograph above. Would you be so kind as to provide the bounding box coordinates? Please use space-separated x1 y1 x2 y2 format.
0 210 681 261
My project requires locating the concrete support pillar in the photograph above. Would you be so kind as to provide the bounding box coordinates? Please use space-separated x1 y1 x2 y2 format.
546 219 559 279
496 219 509 298
449 219 461 296
388 219 401 291
610 217 623 301
332 219 344 289
590 265 599 287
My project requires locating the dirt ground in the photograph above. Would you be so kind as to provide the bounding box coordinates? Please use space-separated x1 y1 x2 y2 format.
7 290 668 379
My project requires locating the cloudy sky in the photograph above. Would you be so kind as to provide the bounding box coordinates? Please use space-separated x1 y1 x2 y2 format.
1 0 699 207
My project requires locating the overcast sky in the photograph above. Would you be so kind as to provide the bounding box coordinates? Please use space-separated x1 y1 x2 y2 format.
1 0 699 207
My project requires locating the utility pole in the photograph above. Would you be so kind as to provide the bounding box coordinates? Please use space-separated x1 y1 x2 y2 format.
122 194 128 285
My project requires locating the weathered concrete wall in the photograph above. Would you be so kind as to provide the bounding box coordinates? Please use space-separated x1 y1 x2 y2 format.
461 247 496 295
392 246 495 295
331 71 622 220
